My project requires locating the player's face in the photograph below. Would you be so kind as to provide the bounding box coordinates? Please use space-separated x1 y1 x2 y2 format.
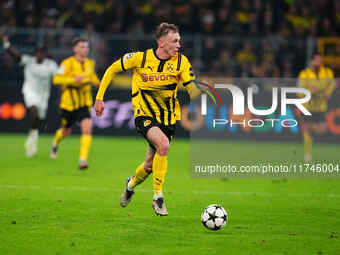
161 32 181 57
35 50 46 63
74 41 89 58
311 55 322 68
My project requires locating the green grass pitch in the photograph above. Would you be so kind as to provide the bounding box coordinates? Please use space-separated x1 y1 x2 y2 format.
0 134 339 255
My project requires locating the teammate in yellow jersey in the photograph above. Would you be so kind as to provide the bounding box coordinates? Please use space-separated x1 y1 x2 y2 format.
298 53 335 162
50 37 100 169
95 23 200 216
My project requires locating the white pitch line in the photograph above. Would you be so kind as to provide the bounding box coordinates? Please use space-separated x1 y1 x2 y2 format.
0 184 40 190
192 190 340 198
1 184 340 198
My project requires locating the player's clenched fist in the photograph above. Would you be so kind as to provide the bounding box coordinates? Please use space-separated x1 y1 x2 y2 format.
94 100 104 116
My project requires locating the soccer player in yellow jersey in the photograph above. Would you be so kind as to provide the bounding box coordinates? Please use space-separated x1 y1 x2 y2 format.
298 53 335 162
50 37 100 169
95 23 199 216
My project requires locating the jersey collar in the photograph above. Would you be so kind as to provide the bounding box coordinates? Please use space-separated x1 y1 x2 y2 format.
152 48 172 61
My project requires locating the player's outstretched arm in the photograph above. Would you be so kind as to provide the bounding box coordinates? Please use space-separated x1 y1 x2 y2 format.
95 51 143 116
95 62 120 99
53 59 89 86
94 60 123 116
94 100 104 116
179 55 205 99
2 35 21 62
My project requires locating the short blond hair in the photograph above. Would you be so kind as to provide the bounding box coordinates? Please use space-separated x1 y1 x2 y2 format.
155 23 179 40
72 37 88 47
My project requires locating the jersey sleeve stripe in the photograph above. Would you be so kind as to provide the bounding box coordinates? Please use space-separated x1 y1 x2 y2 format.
183 80 193 87
177 53 182 71
120 58 126 72
141 51 147 68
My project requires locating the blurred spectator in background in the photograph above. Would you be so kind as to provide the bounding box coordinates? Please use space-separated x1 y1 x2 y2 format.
236 41 257 66
318 18 336 37
212 49 236 77
0 0 337 37
335 1 340 34
0 0 339 79
201 37 218 73
0 1 16 28
235 0 256 35
215 7 233 34
200 9 216 34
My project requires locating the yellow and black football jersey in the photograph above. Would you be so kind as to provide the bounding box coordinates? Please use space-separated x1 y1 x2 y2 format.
298 66 335 112
97 48 197 126
53 56 100 111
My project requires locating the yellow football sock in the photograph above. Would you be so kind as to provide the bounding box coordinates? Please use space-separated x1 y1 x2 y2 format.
304 133 313 156
79 134 92 161
129 163 151 189
53 128 64 145
152 153 168 196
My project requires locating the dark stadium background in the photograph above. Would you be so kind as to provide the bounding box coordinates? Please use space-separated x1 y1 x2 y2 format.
1 0 339 142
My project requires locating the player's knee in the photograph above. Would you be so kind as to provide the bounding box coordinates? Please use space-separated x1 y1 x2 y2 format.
81 119 92 134
156 139 170 156
82 130 92 135
63 128 71 137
